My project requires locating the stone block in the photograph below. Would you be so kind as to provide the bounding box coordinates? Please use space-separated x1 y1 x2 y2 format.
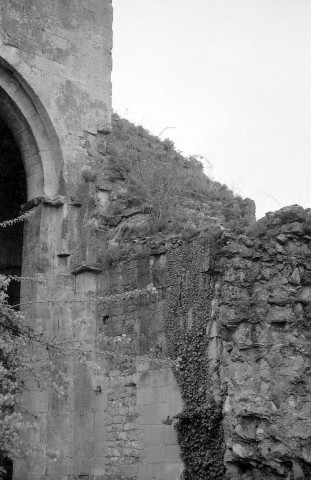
20 477 48 480
142 425 162 444
93 392 108 412
94 425 106 442
118 464 139 478
75 271 99 293
13 460 31 479
169 395 184 415
143 445 181 464
163 462 184 480
160 425 178 445
94 441 106 457
74 388 94 412
71 427 94 457
93 456 106 475
73 411 95 428
73 364 94 391
267 306 294 324
95 410 106 425
72 457 94 475
137 387 155 405
50 389 74 412
23 391 49 413
138 463 163 480
138 403 171 425
138 368 175 387
137 385 180 405
47 427 73 450
142 424 177 446
47 411 73 430
138 462 183 480
47 456 73 476
73 435 94 457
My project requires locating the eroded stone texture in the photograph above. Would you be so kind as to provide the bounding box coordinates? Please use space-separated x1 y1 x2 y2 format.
217 206 311 479
95 254 184 480
0 2 113 480
0 0 113 198
108 205 311 480
2 2 311 480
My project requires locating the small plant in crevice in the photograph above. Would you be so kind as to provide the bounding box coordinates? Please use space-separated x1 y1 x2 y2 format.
100 243 122 266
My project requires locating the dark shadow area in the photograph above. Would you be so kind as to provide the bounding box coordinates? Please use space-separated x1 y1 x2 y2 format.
0 117 27 480
0 117 26 304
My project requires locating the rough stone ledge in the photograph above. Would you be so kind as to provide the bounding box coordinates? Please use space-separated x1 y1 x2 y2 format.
264 204 307 225
97 122 113 134
71 262 102 275
21 195 66 211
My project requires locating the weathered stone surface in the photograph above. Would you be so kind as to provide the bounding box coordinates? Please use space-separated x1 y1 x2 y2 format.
276 204 306 223
2 1 311 479
217 206 311 479
0 1 113 479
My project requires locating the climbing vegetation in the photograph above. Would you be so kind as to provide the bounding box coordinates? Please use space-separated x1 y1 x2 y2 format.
0 272 85 474
164 236 225 480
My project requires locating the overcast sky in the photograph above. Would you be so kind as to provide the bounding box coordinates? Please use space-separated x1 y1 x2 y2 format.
112 0 311 219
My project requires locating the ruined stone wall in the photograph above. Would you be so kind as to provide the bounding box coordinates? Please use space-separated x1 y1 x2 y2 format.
93 252 184 480
97 205 311 480
217 205 311 479
164 235 224 480
2 2 311 480
14 198 311 480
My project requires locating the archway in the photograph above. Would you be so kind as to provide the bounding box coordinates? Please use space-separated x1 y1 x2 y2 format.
0 117 27 305
0 117 26 479
0 58 65 200
0 58 66 306
0 60 65 480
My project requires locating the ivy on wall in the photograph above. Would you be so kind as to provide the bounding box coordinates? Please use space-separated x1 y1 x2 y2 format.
164 235 225 480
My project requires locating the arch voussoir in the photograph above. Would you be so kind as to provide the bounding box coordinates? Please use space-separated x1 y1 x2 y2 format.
0 57 65 200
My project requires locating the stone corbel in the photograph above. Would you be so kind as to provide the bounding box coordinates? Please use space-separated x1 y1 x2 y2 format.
21 195 66 212
42 195 65 207
97 122 113 135
71 262 102 275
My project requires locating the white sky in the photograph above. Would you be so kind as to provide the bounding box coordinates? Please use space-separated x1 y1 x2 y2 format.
112 0 311 219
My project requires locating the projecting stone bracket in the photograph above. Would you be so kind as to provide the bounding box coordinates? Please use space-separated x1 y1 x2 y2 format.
57 251 71 258
71 262 102 275
97 122 113 134
21 195 66 211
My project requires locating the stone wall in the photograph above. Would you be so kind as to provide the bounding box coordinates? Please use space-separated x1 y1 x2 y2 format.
0 0 113 196
11 196 311 480
93 252 185 480
216 205 311 479
95 205 311 480
0 2 114 479
2 2 311 480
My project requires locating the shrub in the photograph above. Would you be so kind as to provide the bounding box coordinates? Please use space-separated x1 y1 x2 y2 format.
106 113 249 234
101 244 122 266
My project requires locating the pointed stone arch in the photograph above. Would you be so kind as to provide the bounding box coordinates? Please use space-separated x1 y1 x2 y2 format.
0 56 66 200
